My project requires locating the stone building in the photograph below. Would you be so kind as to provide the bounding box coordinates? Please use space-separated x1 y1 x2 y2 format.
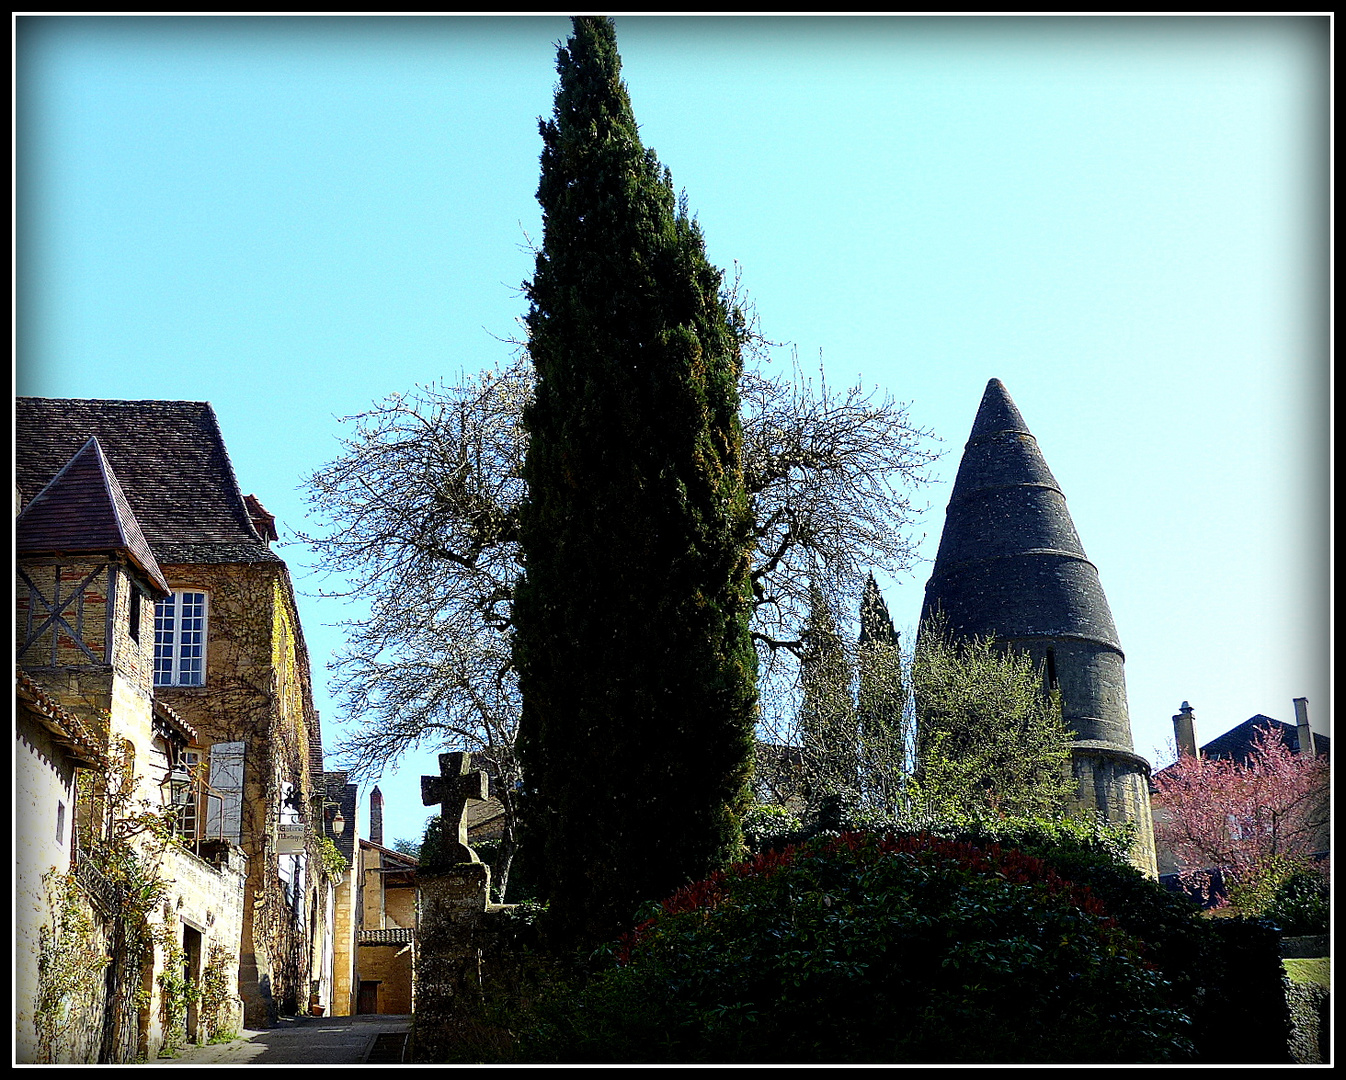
353 786 419 1015
921 379 1157 876
15 667 109 1063
15 435 248 1061
311 779 419 1017
317 771 361 1016
16 397 331 1034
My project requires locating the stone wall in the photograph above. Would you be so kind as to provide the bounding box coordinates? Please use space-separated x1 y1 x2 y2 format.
140 841 249 1056
154 561 322 1028
1071 748 1158 878
386 881 417 929
331 867 358 1016
359 945 415 1014
414 864 535 1062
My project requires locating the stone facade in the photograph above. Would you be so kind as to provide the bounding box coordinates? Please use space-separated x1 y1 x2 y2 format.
16 400 332 1050
15 450 249 1061
355 837 419 1015
922 379 1157 876
14 678 103 1064
153 560 324 1026
324 774 361 1017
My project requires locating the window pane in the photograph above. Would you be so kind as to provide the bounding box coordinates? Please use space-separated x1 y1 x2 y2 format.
154 594 176 686
179 592 206 686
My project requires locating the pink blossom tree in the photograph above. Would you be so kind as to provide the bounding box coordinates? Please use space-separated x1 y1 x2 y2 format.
1153 723 1328 912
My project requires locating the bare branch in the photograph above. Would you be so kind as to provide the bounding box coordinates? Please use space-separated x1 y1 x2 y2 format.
299 354 939 822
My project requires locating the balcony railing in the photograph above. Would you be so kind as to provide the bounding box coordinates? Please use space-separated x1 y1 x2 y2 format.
358 927 415 946
73 846 120 915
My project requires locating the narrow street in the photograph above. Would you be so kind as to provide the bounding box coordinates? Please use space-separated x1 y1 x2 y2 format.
145 1014 413 1066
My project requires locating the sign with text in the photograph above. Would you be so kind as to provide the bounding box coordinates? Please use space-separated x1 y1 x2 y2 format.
277 822 306 854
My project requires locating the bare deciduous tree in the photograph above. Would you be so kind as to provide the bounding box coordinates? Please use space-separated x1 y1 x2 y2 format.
300 354 935 896
741 364 934 732
300 363 529 896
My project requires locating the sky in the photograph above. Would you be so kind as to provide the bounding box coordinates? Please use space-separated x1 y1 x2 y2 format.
15 15 1331 850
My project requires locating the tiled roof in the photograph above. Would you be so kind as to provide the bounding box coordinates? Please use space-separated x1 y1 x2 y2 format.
923 378 1121 654
16 437 171 596
16 398 280 565
244 494 279 542
309 716 325 803
152 698 198 745
1199 716 1330 766
1153 715 1332 785
360 837 420 869
17 667 106 768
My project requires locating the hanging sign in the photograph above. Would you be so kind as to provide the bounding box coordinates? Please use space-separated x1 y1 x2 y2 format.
277 822 306 854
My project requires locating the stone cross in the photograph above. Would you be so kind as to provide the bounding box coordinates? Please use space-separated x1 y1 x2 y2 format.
421 751 490 865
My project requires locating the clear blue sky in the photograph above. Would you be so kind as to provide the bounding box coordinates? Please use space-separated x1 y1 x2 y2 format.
16 15 1330 850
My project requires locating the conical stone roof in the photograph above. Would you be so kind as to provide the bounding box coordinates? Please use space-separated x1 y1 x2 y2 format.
922 379 1121 655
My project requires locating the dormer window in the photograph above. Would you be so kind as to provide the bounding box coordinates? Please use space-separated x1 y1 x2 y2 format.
154 590 208 686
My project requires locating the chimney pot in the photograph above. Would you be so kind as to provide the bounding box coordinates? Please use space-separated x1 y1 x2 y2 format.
1173 702 1199 759
1293 697 1315 758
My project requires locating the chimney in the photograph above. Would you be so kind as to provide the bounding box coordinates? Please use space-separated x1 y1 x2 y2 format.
1293 697 1315 758
370 785 384 847
1173 701 1199 759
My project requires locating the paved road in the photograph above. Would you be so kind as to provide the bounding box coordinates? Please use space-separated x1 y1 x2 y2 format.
146 1014 413 1065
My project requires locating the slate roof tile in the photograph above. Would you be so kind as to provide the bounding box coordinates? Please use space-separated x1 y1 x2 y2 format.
923 378 1120 651
17 436 171 596
324 771 359 867
16 398 280 566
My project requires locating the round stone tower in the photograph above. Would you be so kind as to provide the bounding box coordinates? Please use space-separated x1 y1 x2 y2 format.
921 378 1156 876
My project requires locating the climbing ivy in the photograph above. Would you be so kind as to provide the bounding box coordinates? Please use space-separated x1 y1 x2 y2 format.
35 869 111 1064
315 834 348 883
198 944 239 1043
37 749 177 1062
155 914 200 1058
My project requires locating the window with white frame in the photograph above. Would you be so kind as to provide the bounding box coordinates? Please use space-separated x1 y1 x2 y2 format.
154 590 208 686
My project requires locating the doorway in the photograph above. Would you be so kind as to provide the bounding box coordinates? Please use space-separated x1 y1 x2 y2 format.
182 925 203 1043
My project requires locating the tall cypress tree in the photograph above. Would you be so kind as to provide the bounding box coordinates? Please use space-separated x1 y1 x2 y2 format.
857 572 904 744
513 17 758 949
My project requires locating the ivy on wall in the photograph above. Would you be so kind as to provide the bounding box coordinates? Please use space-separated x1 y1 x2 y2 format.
198 944 240 1043
35 869 111 1064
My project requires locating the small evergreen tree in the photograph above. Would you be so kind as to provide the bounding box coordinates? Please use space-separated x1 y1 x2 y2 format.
513 16 758 949
911 612 1075 821
856 573 907 815
796 582 857 823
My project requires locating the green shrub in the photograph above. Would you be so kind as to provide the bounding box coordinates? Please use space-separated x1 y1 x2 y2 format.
521 831 1192 1064
951 817 1293 1064
1265 870 1329 936
740 804 803 854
